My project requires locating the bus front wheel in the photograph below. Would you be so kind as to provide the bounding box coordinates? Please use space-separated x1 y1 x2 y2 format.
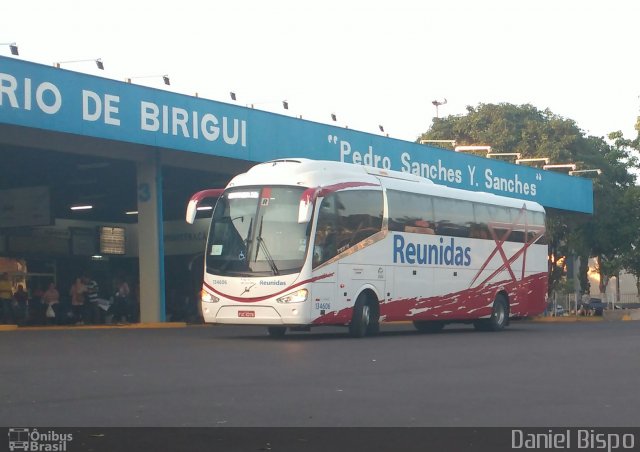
349 294 378 338
474 295 509 332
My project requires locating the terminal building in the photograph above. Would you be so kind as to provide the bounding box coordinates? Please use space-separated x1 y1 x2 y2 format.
0 55 593 323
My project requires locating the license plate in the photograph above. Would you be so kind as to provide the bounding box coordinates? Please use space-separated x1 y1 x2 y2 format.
238 310 255 318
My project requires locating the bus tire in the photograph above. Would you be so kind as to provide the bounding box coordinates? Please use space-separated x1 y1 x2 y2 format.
267 326 287 338
349 294 377 338
413 320 445 333
474 295 509 332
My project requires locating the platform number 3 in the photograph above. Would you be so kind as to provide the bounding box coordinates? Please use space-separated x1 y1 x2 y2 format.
138 183 151 202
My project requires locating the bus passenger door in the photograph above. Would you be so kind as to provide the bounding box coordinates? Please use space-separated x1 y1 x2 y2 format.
310 271 337 322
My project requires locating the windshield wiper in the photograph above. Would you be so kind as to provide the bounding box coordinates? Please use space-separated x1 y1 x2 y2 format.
244 217 253 247
255 218 279 275
257 236 279 275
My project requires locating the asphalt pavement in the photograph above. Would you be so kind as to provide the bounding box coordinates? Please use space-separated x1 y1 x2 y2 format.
1 320 639 428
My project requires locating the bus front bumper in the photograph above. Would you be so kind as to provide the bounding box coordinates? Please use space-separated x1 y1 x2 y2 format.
202 303 309 325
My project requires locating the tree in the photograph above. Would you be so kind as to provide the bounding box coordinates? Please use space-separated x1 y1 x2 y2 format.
617 140 640 299
420 103 639 297
422 103 589 163
577 113 640 299
623 116 640 298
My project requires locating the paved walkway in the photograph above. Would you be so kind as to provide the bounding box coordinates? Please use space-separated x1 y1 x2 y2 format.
0 322 188 331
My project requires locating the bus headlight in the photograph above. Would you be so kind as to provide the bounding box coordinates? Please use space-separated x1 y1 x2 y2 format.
201 289 219 303
277 289 308 304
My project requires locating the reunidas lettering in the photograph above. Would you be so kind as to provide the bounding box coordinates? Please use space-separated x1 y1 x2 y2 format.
392 234 471 266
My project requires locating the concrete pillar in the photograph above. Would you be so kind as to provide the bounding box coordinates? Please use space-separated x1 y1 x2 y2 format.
136 152 166 322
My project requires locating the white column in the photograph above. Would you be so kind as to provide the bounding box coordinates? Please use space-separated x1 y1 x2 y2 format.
136 152 166 322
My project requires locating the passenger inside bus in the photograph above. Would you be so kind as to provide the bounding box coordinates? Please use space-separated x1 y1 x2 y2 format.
403 220 435 235
313 224 337 266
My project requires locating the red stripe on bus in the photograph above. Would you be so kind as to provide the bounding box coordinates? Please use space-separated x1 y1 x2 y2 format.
311 272 547 325
203 272 335 303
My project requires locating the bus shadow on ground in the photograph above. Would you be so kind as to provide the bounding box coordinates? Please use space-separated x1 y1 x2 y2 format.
211 323 535 342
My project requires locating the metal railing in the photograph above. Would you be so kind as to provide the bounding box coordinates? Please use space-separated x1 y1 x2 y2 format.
617 293 640 305
547 292 640 317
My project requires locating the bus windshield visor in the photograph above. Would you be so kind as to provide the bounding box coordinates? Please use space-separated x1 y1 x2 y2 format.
205 187 310 276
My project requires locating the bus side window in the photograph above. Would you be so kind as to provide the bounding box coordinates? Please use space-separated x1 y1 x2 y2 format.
433 197 472 238
313 190 383 266
387 190 434 235
469 223 489 239
472 204 491 240
334 190 382 249
531 211 547 244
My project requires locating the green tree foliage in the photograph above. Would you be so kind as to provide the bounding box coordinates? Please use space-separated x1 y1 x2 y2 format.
619 183 640 298
617 119 640 296
420 103 639 296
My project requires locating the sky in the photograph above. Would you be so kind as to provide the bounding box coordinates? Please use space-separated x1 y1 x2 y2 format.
2 0 639 145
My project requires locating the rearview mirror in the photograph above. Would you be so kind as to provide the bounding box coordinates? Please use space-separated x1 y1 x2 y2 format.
186 189 224 224
298 187 318 223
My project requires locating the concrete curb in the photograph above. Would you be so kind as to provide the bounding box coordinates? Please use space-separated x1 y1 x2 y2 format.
0 324 19 331
603 309 640 321
531 311 640 323
530 316 604 323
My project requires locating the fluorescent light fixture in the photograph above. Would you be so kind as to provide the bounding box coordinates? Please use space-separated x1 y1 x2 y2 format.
543 164 577 171
516 158 550 165
125 210 139 215
196 206 213 211
455 145 492 153
420 140 456 146
487 152 521 159
569 169 602 176
70 205 93 211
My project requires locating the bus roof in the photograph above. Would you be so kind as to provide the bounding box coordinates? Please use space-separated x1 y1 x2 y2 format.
227 158 545 213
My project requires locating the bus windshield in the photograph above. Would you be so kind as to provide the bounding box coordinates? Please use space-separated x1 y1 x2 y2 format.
205 186 309 277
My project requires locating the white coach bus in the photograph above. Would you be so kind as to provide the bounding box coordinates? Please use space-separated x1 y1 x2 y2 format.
186 158 547 337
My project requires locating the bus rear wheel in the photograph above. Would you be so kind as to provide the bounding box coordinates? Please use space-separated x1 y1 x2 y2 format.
413 320 445 333
474 295 509 332
267 326 287 338
349 294 379 338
